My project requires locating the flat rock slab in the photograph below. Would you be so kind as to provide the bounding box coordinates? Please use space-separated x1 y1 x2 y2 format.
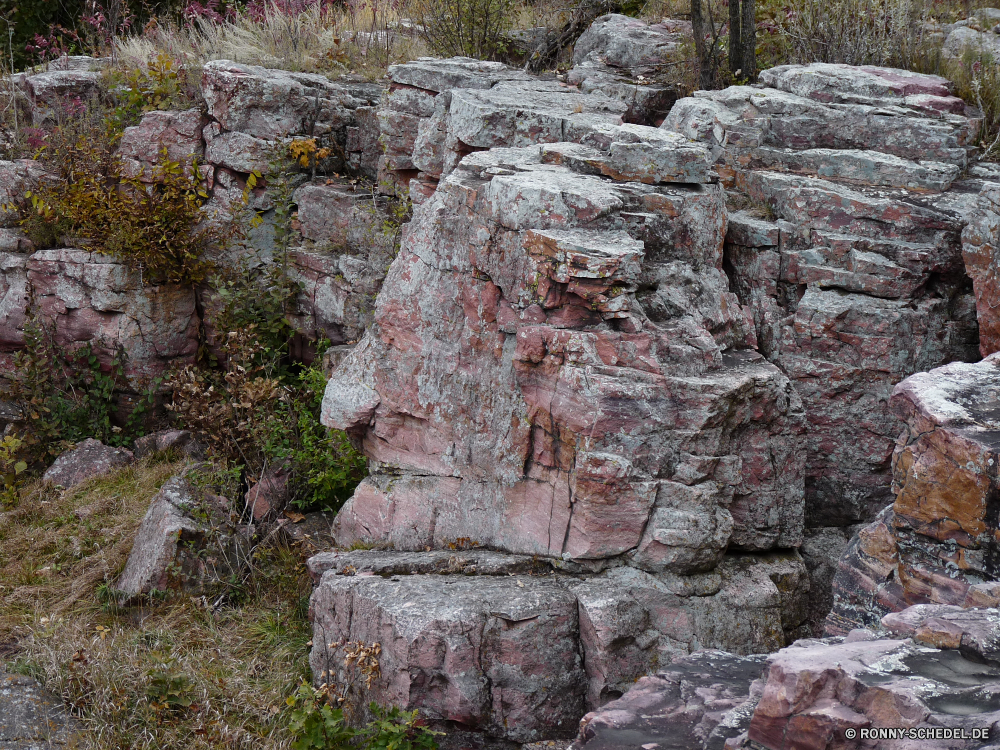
571 650 768 750
0 672 85 748
42 439 133 490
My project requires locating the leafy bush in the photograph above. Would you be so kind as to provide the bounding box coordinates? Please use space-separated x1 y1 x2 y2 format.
287 682 442 750
410 0 517 59
6 313 157 465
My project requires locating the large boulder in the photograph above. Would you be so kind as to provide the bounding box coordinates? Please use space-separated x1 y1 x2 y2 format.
322 144 802 564
568 15 692 125
309 550 809 746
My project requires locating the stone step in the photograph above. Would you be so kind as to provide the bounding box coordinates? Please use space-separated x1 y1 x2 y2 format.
309 549 810 746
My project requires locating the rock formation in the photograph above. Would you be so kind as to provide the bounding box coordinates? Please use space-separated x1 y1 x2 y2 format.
0 57 389 391
828 354 1000 634
664 63 985 530
574 603 1000 750
317 55 808 745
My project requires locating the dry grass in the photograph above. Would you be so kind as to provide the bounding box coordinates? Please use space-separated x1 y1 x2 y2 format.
0 456 314 750
114 1 430 76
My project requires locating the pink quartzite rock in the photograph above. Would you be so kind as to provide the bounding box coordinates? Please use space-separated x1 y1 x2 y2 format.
133 429 206 460
0 253 28 370
570 650 768 750
827 354 1000 634
309 549 810 745
201 59 382 141
117 108 207 179
42 438 133 489
962 182 1000 355
668 64 984 531
323 145 802 566
575 605 1000 750
26 248 199 388
567 15 691 125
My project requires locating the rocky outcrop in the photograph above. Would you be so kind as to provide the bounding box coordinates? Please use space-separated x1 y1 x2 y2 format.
666 63 984 529
570 650 768 750
309 549 808 746
574 604 1000 750
42 438 133 489
316 56 809 743
567 14 691 126
963 182 1000 355
827 354 1000 633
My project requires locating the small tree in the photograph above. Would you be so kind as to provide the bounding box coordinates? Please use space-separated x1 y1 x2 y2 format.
727 0 756 81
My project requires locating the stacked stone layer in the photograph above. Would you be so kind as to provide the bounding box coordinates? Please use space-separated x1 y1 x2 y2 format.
664 63 986 529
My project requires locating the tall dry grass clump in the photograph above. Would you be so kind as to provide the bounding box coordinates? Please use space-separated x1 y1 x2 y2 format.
783 0 927 66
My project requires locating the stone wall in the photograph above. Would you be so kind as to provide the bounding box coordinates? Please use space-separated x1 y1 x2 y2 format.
0 57 388 383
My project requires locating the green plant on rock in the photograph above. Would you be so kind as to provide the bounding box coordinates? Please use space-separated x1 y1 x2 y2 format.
287 682 356 750
19 152 221 286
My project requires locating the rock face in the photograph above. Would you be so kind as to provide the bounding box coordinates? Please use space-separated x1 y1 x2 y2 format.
316 56 809 744
0 61 386 384
117 471 247 597
827 354 1000 634
309 550 809 746
568 14 691 126
963 182 1000 355
42 438 133 489
28 248 201 388
665 63 984 529
575 604 1000 750
570 650 768 750
323 143 803 565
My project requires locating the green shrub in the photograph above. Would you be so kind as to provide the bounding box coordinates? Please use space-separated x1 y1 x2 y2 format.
286 683 442 750
410 0 517 59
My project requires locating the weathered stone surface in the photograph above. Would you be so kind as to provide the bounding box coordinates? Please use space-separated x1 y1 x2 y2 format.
42 438 133 489
133 429 206 460
26 248 200 388
748 632 1000 749
0 671 86 748
201 60 382 142
576 605 1000 750
244 466 288 520
309 549 809 742
943 23 1000 60
0 160 55 219
828 354 1000 633
0 253 28 370
311 569 587 744
962 181 1000 355
677 66 984 533
117 472 245 597
118 108 206 179
570 650 767 750
24 69 102 126
664 70 979 172
324 145 802 567
567 62 677 126
203 129 274 174
572 14 691 73
292 179 381 247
